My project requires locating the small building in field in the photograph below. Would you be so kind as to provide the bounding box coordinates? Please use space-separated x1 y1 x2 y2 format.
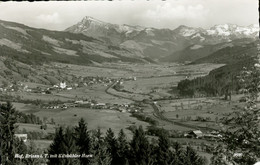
60 81 66 89
15 134 28 142
184 130 203 139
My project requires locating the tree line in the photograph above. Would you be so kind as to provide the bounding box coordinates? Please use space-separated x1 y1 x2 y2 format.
0 102 207 165
46 119 207 165
177 58 255 98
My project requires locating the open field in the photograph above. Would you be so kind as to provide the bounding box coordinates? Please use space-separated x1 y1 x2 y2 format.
158 121 193 131
12 102 33 112
11 92 74 102
122 76 185 94
160 98 243 120
17 123 55 134
107 86 150 101
33 107 149 138
55 62 223 79
110 63 224 100
13 102 149 138
156 96 245 130
25 140 53 152
57 84 133 104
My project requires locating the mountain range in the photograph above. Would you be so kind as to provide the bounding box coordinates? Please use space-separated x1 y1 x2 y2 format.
0 16 258 66
66 16 258 61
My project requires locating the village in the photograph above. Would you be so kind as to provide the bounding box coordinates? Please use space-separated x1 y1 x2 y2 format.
41 99 143 113
0 75 139 94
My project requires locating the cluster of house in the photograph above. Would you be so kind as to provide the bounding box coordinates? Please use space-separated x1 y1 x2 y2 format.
0 81 72 94
0 76 117 94
81 76 114 86
127 76 137 81
0 82 32 93
0 75 137 94
42 104 69 110
42 100 143 113
50 76 116 91
116 77 137 85
103 102 143 113
184 130 222 140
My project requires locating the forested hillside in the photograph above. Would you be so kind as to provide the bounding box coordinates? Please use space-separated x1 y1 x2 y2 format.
177 42 258 98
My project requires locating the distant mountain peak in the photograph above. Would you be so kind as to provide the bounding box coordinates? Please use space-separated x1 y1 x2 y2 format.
175 25 194 30
176 25 189 29
174 25 201 37
82 16 103 22
78 16 108 27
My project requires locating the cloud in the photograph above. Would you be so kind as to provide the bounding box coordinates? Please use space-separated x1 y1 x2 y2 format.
36 12 62 25
146 3 208 19
142 3 209 28
0 1 257 31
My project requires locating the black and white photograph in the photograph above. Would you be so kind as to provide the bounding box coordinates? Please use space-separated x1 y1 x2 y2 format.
0 0 259 164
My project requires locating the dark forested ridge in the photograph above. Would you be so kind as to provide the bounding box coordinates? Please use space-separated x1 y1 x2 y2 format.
161 38 256 63
177 41 258 98
192 41 258 64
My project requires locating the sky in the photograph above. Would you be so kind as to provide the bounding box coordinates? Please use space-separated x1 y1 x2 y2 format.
0 0 258 31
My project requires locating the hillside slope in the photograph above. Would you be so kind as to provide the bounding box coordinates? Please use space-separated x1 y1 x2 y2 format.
176 41 258 97
0 19 153 65
192 41 257 64
161 38 256 63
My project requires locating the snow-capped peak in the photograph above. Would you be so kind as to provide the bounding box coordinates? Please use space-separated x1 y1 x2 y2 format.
215 24 229 30
175 25 200 37
74 16 146 34
81 16 104 24
173 23 258 44
205 23 259 37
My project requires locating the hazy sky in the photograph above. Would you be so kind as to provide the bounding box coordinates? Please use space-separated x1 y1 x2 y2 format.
0 0 258 31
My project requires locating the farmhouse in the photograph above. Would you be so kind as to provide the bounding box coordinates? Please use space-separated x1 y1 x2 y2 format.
15 134 28 142
184 130 203 138
75 100 84 104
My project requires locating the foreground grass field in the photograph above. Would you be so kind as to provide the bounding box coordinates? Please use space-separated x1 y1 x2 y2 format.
35 107 149 137
13 102 149 138
16 123 55 133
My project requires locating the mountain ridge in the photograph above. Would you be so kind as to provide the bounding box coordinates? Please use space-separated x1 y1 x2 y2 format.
0 19 154 66
65 16 258 39
65 16 258 60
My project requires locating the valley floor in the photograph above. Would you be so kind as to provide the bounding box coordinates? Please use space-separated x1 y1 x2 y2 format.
1 62 240 163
